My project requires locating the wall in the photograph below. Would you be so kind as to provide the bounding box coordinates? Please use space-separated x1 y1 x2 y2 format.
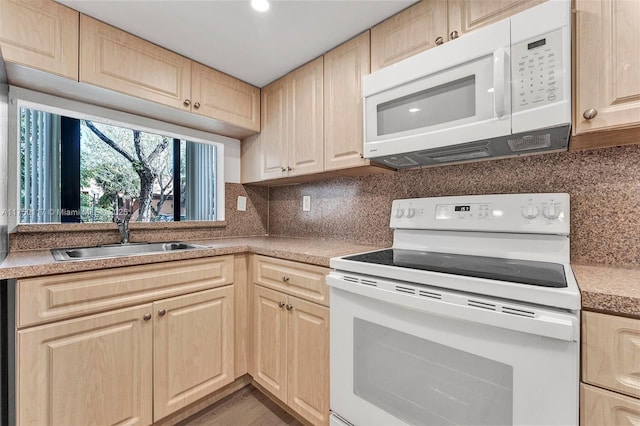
0 84 8 261
268 144 640 266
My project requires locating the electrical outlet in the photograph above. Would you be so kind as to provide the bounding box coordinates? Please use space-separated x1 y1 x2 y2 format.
303 196 311 212
237 196 247 211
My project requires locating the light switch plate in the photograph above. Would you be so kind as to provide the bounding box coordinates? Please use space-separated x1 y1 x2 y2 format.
237 196 247 211
303 196 311 212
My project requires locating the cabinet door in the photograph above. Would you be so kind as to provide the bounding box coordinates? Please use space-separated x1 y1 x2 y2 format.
581 384 640 426
253 285 288 402
582 311 640 399
370 0 448 72
261 78 288 180
287 296 330 426
0 0 78 80
191 62 260 132
574 0 640 135
447 0 545 37
288 57 324 176
18 304 153 426
154 286 235 420
324 32 371 171
80 15 192 111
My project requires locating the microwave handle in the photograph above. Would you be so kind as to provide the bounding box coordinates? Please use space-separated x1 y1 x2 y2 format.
493 47 508 117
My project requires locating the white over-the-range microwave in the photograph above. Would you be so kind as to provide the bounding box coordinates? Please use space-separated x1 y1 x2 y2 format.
363 0 571 169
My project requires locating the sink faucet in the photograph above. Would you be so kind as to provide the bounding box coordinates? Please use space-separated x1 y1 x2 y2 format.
116 214 131 244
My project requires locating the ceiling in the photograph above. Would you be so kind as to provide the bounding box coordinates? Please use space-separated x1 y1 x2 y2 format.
58 0 416 88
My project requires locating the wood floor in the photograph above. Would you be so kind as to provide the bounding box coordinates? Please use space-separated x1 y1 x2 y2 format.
178 386 303 426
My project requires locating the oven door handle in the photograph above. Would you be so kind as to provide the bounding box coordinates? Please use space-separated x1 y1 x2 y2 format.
328 275 578 342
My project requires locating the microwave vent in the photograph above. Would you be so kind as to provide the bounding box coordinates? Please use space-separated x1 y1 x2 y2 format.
507 134 551 152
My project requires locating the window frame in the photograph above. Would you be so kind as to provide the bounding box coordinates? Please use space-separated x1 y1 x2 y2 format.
8 86 232 229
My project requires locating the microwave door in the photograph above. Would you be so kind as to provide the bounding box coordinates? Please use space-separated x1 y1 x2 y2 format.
363 19 511 161
364 51 511 159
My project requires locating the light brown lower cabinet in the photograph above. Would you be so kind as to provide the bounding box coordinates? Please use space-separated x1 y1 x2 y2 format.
253 284 330 426
18 303 154 425
17 285 235 425
581 383 640 425
581 310 640 425
154 286 235 419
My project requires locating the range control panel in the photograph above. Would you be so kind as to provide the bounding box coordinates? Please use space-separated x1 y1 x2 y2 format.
391 193 570 235
512 28 564 113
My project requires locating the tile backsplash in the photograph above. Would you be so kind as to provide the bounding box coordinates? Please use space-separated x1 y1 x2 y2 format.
268 144 640 266
9 183 268 251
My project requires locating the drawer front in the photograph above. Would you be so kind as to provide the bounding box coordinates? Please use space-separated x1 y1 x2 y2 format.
581 383 640 426
253 255 329 307
582 311 640 398
18 256 234 328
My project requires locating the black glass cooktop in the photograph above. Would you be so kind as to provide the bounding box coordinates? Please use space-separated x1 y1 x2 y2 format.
343 249 567 288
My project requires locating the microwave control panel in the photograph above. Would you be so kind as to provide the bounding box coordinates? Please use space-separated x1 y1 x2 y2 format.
512 28 564 113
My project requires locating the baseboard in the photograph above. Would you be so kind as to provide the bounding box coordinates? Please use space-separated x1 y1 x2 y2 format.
250 379 313 426
154 374 252 425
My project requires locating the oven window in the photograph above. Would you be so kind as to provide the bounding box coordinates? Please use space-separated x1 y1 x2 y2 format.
376 75 476 136
353 318 513 425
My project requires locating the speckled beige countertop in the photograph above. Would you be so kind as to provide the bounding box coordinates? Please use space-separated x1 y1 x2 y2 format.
2 238 638 318
0 236 383 280
572 263 640 318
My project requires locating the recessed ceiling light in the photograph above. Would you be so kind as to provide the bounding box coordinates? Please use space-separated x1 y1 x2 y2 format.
251 0 270 12
409 107 421 113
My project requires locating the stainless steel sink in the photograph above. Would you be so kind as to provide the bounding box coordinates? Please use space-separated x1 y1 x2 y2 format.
51 242 206 261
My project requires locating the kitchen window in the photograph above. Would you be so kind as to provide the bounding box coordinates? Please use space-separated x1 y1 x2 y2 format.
9 88 228 226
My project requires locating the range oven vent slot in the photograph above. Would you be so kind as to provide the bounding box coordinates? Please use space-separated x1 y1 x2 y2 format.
395 285 416 295
502 306 536 318
343 276 358 283
418 290 442 300
360 279 378 287
468 300 497 311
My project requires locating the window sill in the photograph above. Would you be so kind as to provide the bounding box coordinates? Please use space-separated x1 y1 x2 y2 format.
15 221 227 233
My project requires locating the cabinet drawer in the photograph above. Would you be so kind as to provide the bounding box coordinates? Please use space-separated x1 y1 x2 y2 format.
582 311 640 398
253 255 329 307
18 256 234 328
581 383 640 426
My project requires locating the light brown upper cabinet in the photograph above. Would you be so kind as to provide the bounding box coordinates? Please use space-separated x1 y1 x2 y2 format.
191 62 260 131
572 0 640 149
288 57 324 176
371 0 546 72
260 77 289 180
0 0 79 80
447 0 546 37
259 57 324 180
324 32 371 171
80 15 192 111
80 15 259 132
370 0 447 72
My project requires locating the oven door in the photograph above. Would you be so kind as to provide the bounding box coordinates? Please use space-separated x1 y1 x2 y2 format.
363 19 511 160
327 274 579 426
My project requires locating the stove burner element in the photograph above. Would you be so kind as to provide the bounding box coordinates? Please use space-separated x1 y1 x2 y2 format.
344 249 567 288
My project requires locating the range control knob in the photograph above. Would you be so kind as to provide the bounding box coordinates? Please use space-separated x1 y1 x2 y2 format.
406 208 416 218
542 202 562 219
522 204 539 220
395 208 405 218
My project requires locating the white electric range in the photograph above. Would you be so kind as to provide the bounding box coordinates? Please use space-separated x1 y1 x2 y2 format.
327 193 580 426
